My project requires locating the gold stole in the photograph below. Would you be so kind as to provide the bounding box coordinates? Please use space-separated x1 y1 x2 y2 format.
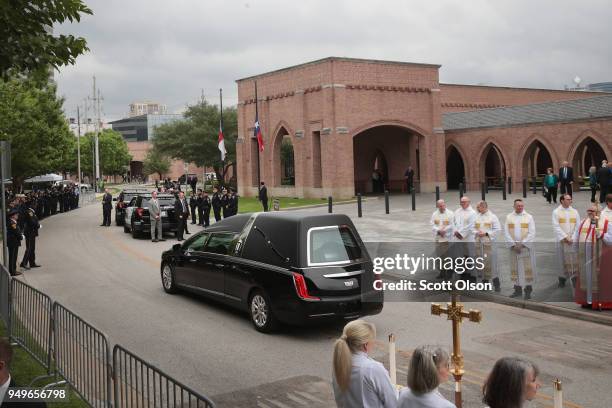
557 209 578 274
433 212 451 244
578 220 601 292
507 213 534 283
475 215 493 279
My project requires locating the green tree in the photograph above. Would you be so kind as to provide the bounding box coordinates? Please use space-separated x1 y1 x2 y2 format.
152 100 237 186
0 0 93 78
0 77 75 188
143 148 171 180
75 129 131 178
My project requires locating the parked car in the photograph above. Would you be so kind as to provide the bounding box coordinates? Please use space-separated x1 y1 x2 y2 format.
127 193 178 238
115 188 150 226
160 212 383 333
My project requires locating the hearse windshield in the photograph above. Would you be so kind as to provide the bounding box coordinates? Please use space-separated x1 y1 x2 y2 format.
307 225 362 266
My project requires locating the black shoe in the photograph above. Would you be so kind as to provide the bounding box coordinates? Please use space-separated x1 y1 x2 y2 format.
558 277 566 288
177 239 183 242
152 239 158 242
509 286 523 298
570 276 577 288
493 277 501 292
185 232 191 235
30 264 41 268
12 271 23 276
524 285 533 300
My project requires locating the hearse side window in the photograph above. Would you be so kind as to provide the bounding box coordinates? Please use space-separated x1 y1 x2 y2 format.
185 233 209 252
308 225 362 266
204 233 236 255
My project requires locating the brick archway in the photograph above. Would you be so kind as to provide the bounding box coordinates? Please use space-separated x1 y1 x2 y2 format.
446 144 466 190
478 142 508 188
271 126 294 187
568 131 611 177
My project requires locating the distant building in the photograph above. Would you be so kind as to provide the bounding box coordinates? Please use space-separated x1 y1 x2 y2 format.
128 101 167 117
587 82 612 92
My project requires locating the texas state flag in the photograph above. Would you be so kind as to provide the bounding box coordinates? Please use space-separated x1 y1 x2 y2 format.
218 118 226 161
254 118 264 152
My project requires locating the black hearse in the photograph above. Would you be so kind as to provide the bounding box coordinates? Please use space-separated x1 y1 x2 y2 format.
160 212 383 332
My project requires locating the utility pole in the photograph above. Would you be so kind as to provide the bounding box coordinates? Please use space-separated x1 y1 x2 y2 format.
92 76 101 192
76 106 82 185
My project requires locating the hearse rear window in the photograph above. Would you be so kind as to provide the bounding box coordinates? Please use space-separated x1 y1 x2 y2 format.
308 225 362 266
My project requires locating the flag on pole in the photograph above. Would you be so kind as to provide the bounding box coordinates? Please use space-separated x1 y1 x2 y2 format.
218 88 226 161
254 118 264 152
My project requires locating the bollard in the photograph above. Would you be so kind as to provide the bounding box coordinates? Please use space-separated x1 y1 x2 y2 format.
485 181 489 194
532 177 537 194
481 182 486 201
508 176 512 195
522 178 527 198
328 196 332 213
384 190 390 214
459 183 464 199
411 188 416 211
357 193 362 218
435 186 440 202
502 178 507 200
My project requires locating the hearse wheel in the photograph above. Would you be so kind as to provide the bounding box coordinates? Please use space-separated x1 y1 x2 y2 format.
249 289 278 333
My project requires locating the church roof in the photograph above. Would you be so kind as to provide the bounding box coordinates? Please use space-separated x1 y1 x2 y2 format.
443 94 612 131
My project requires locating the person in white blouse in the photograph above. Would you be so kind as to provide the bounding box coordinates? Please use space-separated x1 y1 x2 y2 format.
482 357 540 408
333 320 398 408
398 345 455 408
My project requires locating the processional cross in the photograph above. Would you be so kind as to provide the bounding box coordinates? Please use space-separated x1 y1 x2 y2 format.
431 292 482 408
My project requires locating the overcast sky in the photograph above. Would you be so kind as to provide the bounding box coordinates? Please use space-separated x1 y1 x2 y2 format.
55 0 612 121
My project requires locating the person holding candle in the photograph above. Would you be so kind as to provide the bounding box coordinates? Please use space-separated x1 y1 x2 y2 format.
482 357 540 408
332 320 398 408
398 345 455 408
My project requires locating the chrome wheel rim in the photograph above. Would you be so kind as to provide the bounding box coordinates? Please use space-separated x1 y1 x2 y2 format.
251 294 268 327
162 265 173 289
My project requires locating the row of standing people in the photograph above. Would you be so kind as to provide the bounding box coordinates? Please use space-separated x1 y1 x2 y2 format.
544 160 611 204
332 319 540 408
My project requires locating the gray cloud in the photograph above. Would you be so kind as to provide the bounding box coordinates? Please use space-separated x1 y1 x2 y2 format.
55 0 612 121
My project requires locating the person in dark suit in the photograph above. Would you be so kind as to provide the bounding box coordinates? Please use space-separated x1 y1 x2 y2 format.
190 176 198 195
6 210 23 276
19 207 41 270
598 160 610 203
258 181 268 212
101 189 112 226
174 191 189 241
199 190 211 227
0 337 47 408
226 189 238 217
558 161 574 197
220 188 229 218
211 187 222 222
404 166 415 193
189 192 198 225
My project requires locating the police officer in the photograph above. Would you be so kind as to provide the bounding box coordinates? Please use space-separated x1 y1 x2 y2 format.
221 188 229 218
226 189 238 217
7 209 23 276
211 187 222 222
189 191 198 225
20 207 41 270
101 188 112 226
201 191 211 227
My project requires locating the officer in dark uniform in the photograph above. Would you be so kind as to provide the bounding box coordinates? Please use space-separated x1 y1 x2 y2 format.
211 187 222 222
220 188 229 218
20 207 41 270
7 209 23 276
200 190 211 227
101 188 112 226
189 192 198 225
258 181 268 212
226 189 238 217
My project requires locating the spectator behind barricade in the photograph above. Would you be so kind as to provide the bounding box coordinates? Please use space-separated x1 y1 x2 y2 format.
482 357 540 408
398 345 455 408
332 320 398 408
0 337 47 407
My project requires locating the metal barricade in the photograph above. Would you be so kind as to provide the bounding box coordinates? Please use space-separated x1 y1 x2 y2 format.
113 345 215 408
53 302 112 408
0 265 10 326
9 278 53 372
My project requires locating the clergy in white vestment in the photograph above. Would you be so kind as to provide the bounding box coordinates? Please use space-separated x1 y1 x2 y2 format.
430 199 454 279
451 196 477 277
473 201 502 291
552 194 580 288
504 199 537 300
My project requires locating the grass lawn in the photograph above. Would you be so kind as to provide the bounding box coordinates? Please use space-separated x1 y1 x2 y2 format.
238 196 344 213
0 321 88 408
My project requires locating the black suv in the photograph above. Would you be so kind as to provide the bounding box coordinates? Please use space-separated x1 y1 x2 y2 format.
128 194 178 238
115 188 150 226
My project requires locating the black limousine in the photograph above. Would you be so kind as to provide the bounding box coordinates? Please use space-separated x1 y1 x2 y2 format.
160 212 383 332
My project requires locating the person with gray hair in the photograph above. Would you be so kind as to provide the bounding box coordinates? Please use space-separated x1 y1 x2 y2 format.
482 357 540 408
398 345 455 408
332 320 398 407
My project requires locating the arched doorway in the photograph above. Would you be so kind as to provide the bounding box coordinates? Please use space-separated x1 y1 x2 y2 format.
523 140 553 179
353 125 419 194
482 144 506 189
572 137 607 177
273 127 295 186
446 145 465 190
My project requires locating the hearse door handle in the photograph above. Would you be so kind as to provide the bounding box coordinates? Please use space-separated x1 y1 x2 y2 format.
214 263 225 268
188 259 198 263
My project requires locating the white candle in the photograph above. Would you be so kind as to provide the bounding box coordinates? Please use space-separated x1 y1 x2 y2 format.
389 334 396 386
553 379 562 408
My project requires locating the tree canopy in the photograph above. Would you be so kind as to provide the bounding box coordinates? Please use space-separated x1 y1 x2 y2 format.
75 129 132 177
0 0 93 78
152 100 237 184
143 148 171 179
0 77 75 186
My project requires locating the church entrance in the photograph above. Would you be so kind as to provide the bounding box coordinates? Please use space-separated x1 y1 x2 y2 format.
523 140 553 180
572 137 607 178
353 125 418 194
272 127 296 187
446 145 465 190
482 144 506 189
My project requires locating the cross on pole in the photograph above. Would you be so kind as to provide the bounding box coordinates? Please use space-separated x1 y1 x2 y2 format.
431 292 482 408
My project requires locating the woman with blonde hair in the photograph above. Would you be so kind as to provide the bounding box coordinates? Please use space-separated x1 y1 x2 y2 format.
398 345 455 408
332 319 398 407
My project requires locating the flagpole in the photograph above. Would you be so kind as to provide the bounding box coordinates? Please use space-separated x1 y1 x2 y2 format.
220 87 224 184
255 80 261 190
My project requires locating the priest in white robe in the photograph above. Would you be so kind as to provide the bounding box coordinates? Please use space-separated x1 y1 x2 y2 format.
473 201 502 291
552 194 580 288
451 196 477 278
504 199 537 300
430 199 454 280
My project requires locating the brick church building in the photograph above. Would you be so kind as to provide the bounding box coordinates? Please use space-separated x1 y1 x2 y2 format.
235 57 611 198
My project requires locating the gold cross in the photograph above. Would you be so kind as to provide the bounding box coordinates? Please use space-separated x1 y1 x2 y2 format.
431 293 482 408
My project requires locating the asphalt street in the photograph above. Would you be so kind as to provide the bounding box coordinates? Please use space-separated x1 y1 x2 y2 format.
14 193 612 408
